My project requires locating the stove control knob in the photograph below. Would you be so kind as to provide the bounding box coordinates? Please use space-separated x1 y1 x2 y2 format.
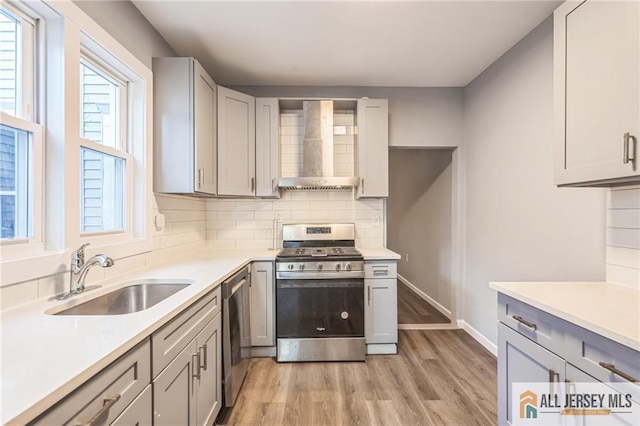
299 264 305 271
288 264 294 270
346 263 352 271
317 264 323 271
335 264 341 271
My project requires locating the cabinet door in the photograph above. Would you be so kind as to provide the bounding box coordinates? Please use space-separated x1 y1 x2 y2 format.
250 261 275 346
153 340 197 426
255 98 280 198
111 384 152 426
218 86 256 196
357 99 389 198
365 277 397 344
554 0 640 184
193 60 217 195
498 323 566 426
195 313 222 426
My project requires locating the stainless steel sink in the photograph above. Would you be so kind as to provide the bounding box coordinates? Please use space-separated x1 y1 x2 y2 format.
51 282 191 315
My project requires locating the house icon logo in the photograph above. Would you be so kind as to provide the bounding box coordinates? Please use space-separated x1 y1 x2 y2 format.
520 390 538 419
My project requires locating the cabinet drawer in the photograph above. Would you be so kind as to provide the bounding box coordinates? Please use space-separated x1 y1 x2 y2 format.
152 287 221 378
565 324 640 402
111 384 152 425
364 262 397 279
31 338 151 425
498 294 566 355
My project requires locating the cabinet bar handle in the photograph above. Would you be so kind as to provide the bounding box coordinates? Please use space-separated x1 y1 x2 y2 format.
80 394 121 426
599 362 639 383
272 178 277 192
512 315 537 331
251 177 255 192
199 343 208 371
367 286 371 305
192 353 201 380
623 133 637 164
548 369 559 383
373 270 389 276
361 178 365 194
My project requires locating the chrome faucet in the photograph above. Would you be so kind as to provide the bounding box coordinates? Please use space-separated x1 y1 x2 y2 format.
50 243 114 300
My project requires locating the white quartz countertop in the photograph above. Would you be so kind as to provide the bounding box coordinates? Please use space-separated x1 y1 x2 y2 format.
1 246 398 424
489 281 640 352
357 247 401 260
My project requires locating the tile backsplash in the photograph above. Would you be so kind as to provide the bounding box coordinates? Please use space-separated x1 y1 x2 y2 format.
606 186 640 289
206 191 385 250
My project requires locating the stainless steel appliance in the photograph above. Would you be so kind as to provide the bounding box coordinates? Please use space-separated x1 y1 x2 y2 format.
222 267 251 407
276 223 365 362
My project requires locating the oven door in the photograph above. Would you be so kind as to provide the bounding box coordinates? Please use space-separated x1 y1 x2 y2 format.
276 278 364 338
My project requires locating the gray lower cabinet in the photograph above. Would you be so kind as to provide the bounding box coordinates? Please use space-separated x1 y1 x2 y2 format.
364 261 398 353
30 339 151 425
250 261 275 347
497 293 640 426
498 323 565 426
153 288 223 426
153 339 198 425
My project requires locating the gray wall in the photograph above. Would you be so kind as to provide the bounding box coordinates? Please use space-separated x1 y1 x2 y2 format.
388 148 453 312
237 86 463 148
73 1 176 68
462 17 606 344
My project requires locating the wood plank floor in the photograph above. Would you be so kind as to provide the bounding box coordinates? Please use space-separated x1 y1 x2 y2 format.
218 330 497 425
398 281 450 325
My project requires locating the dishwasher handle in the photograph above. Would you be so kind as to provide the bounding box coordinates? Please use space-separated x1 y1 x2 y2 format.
222 267 249 300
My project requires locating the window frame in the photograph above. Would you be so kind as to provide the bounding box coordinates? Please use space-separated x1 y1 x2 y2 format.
0 0 153 287
78 52 132 238
0 1 43 258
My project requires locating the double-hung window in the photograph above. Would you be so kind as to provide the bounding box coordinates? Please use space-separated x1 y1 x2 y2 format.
0 3 43 253
78 56 129 234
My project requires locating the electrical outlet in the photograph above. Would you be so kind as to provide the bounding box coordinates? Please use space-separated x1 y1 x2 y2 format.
372 215 380 227
405 253 409 262
275 212 280 220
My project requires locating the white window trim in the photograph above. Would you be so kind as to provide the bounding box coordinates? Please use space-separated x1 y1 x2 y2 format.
0 0 152 287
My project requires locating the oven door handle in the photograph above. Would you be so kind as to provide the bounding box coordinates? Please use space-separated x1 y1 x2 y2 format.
278 281 363 289
276 271 365 280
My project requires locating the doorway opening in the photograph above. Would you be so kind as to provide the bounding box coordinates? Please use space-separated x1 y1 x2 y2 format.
387 147 458 329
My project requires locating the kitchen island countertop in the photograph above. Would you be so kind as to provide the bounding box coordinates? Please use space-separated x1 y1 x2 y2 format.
490 281 640 352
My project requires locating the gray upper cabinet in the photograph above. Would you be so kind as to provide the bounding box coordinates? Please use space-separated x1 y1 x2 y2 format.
554 0 639 186
255 98 281 198
217 86 256 197
153 57 217 196
356 99 389 198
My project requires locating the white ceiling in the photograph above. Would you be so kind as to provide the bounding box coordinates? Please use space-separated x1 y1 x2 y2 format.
132 0 561 87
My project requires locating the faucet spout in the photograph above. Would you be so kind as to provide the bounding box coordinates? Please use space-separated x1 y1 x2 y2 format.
74 254 115 292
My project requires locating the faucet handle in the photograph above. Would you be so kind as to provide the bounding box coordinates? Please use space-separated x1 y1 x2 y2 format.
72 243 91 271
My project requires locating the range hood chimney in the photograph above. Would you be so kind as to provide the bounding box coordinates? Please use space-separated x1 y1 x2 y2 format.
278 100 359 190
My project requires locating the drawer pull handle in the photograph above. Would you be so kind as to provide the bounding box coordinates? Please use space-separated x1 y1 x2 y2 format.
599 362 639 383
512 315 537 331
80 394 121 426
192 353 201 380
199 343 208 371
373 270 388 276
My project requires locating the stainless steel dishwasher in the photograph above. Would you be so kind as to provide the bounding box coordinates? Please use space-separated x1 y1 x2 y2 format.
222 266 251 407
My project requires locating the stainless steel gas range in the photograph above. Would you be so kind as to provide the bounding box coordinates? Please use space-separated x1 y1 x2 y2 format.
275 223 365 362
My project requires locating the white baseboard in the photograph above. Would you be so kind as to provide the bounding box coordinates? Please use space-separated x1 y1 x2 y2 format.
457 320 497 357
398 323 458 330
397 274 451 319
366 344 397 355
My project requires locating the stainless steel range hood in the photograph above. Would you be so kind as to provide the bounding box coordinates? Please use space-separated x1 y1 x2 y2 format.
278 100 359 190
